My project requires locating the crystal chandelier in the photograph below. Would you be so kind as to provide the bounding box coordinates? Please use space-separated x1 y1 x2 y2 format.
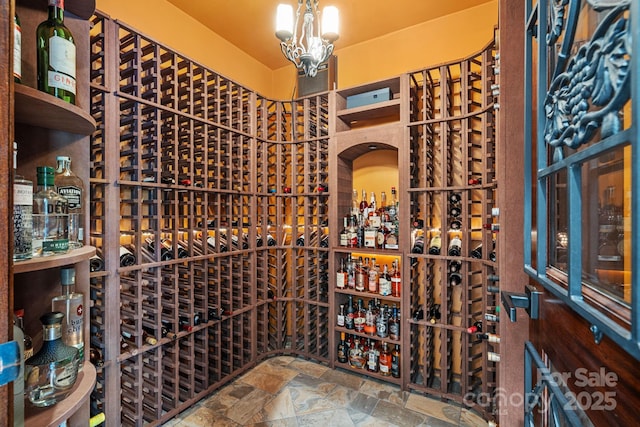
275 0 339 77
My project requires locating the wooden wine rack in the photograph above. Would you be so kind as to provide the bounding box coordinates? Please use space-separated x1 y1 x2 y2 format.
88 12 330 426
406 42 498 418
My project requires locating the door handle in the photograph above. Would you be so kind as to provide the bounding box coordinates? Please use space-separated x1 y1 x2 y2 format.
501 285 542 322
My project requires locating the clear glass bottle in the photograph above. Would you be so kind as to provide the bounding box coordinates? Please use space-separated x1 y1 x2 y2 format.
55 156 84 249
37 0 76 104
33 166 69 256
52 266 84 369
25 312 80 407
13 142 33 260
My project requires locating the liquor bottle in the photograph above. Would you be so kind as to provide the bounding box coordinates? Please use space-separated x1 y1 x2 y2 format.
379 341 391 376
346 254 356 289
120 244 136 266
429 304 441 324
351 189 360 216
354 298 366 333
448 272 462 286
368 191 377 217
14 309 34 359
347 215 358 248
357 214 365 248
388 187 398 220
337 304 346 327
388 305 400 340
348 338 364 369
25 312 79 408
52 266 85 367
359 189 368 214
364 301 376 336
345 295 355 330
368 258 379 293
391 260 401 297
14 13 21 82
355 257 366 292
37 0 76 104
376 305 389 339
33 166 69 256
428 232 442 255
336 258 347 290
339 216 349 247
365 338 379 373
376 222 387 249
448 234 462 256
12 142 33 261
363 221 377 248
391 344 401 378
337 332 348 363
55 156 84 249
378 264 392 296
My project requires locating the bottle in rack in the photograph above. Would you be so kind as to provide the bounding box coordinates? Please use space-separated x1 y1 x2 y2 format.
391 260 401 297
391 344 401 378
55 156 84 249
388 305 400 340
52 266 85 368
345 295 355 330
379 264 391 296
379 341 391 376
14 13 21 82
37 0 77 104
428 231 442 255
354 298 366 333
337 258 347 289
448 233 462 257
359 189 368 214
120 244 137 266
33 166 69 256
12 142 33 261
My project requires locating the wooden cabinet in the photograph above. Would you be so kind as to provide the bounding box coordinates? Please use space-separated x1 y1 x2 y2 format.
8 1 97 426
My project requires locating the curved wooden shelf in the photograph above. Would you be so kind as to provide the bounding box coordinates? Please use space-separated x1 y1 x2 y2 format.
13 246 96 274
24 362 96 427
14 84 97 136
23 0 96 20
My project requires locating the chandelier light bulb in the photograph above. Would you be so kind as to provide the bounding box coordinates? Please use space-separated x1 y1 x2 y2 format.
275 0 339 77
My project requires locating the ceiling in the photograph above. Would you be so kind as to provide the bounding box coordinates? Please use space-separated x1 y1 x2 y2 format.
167 0 494 70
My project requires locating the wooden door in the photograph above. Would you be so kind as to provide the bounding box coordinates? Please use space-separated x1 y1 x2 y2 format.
520 1 640 426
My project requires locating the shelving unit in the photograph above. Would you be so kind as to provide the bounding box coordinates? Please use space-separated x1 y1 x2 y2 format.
8 1 98 426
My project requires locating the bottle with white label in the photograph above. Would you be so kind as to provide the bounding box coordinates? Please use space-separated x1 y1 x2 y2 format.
52 266 85 369
13 142 32 261
37 0 76 104
55 156 84 249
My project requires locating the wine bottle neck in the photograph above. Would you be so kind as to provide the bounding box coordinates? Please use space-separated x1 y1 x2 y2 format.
48 0 65 22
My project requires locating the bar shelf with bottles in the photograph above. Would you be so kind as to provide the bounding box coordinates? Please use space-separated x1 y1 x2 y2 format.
406 41 498 418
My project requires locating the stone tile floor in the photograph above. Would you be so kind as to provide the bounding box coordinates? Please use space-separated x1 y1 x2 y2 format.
162 356 488 427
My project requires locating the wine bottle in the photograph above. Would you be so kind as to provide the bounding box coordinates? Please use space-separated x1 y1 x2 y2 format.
37 0 76 104
478 333 501 343
119 245 136 267
411 233 425 254
412 307 425 321
428 233 441 255
448 260 462 273
429 304 441 324
449 205 461 218
345 295 355 330
14 14 21 83
339 216 349 247
55 156 84 249
89 347 104 367
467 321 482 334
448 235 462 256
448 272 462 286
449 192 462 204
90 248 105 272
12 142 33 261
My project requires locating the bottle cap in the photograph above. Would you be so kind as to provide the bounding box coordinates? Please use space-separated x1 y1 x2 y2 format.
36 166 55 186
60 267 76 286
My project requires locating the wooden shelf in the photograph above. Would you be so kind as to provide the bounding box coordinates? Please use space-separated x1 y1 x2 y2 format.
24 362 96 427
14 84 97 135
13 246 96 274
336 99 400 125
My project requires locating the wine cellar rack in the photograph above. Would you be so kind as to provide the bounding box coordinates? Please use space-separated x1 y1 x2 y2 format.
87 9 498 426
406 42 498 417
88 12 330 426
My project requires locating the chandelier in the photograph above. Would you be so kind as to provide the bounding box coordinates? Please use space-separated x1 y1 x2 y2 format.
275 0 339 77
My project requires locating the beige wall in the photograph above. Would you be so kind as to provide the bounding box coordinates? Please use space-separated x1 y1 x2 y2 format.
96 0 497 99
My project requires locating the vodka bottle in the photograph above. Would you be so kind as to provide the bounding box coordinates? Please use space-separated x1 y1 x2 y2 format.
52 266 85 368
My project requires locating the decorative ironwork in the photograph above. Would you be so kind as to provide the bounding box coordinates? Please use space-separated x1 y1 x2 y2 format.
543 5 630 161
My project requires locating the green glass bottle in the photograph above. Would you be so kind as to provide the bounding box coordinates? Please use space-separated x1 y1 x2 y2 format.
36 0 76 104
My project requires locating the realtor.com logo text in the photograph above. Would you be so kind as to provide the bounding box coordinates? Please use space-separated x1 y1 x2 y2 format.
464 367 618 413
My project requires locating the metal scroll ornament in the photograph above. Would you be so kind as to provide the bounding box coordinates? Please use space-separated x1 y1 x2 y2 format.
544 3 630 162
